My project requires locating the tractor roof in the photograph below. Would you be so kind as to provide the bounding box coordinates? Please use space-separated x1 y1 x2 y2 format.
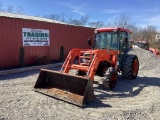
95 28 132 33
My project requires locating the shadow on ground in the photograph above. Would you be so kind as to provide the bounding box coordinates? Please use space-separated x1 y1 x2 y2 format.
85 75 160 108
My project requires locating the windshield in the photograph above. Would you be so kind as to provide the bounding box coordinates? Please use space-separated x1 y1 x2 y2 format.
94 32 118 50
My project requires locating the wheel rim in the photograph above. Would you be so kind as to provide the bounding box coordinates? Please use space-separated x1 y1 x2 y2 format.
132 59 138 76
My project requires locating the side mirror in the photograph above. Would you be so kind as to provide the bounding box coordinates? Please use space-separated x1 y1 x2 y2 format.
87 38 92 46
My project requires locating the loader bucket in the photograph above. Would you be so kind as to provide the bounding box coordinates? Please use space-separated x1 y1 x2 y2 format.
34 69 94 106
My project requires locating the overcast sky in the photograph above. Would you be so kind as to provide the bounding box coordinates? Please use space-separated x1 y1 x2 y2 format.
1 0 160 30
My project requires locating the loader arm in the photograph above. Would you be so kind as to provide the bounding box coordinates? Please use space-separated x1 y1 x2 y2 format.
61 48 82 73
87 50 118 80
61 48 118 81
60 48 91 73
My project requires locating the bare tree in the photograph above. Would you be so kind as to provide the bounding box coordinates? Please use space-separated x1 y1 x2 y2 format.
45 14 60 20
35 14 40 17
145 25 157 42
15 6 24 14
43 13 90 26
68 18 82 25
59 13 68 22
68 14 90 26
80 14 89 26
44 13 69 23
136 26 156 42
105 22 114 27
88 21 105 28
7 5 15 13
113 13 131 28
127 23 139 41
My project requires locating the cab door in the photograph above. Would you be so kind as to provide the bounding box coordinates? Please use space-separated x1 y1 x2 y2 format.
118 32 130 69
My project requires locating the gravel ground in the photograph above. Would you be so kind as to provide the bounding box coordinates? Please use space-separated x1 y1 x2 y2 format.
0 47 160 120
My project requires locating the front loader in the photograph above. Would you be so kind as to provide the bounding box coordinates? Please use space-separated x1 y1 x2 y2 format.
34 28 139 106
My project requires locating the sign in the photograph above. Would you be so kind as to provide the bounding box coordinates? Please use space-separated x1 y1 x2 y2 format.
22 28 50 46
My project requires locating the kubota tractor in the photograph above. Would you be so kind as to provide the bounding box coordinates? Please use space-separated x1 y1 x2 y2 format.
34 28 139 106
134 41 160 58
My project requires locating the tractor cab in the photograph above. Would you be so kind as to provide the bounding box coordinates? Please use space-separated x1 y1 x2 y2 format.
89 28 132 52
88 28 132 69
94 30 118 50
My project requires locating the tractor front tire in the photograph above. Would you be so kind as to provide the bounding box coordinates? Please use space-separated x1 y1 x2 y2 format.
102 67 118 90
122 55 139 79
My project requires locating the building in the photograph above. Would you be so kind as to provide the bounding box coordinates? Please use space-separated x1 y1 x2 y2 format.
155 33 160 42
0 12 95 68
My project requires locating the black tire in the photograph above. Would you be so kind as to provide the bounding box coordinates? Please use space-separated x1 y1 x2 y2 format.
102 67 118 90
122 55 139 79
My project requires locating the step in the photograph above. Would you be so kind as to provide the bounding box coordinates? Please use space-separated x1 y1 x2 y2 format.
71 64 89 71
80 63 90 66
79 56 91 59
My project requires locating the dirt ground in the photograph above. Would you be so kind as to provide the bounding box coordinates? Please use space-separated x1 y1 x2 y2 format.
0 47 160 120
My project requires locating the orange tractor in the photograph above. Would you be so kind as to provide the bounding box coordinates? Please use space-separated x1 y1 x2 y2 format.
149 48 160 57
34 28 139 106
134 41 160 58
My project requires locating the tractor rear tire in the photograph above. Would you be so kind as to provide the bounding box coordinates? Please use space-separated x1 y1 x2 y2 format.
122 55 139 79
102 67 118 90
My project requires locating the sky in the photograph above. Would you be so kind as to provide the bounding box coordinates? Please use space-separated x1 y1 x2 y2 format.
0 0 160 31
